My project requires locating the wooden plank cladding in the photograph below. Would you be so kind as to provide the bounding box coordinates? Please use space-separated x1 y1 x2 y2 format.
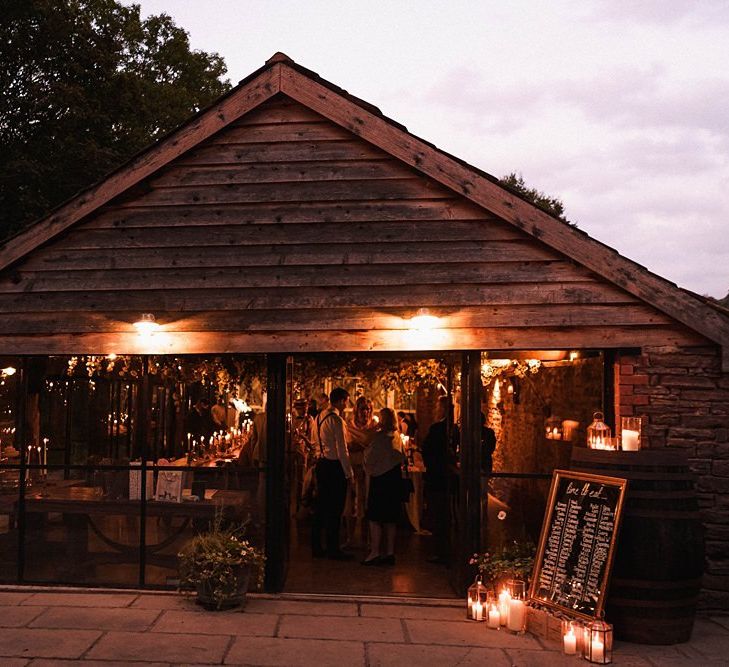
0 282 637 315
0 93 709 353
0 326 707 356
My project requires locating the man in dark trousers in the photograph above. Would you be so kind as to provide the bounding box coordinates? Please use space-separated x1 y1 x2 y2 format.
311 387 354 560
421 395 458 565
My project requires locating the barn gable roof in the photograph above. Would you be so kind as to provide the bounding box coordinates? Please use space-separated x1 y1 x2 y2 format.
2 52 728 367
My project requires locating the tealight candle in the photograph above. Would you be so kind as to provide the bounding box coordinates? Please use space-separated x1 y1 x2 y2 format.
488 605 500 628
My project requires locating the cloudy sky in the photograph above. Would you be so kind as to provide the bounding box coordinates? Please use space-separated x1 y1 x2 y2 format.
135 0 729 298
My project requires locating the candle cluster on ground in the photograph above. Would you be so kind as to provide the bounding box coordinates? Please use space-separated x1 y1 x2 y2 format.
465 579 614 663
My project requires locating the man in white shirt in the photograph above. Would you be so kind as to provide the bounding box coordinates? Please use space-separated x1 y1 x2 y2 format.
311 387 354 560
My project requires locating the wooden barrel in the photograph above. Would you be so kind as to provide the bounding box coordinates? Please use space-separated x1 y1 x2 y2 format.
570 447 704 645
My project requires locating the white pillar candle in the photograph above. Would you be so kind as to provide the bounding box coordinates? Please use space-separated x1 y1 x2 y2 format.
622 429 640 451
498 590 510 626
564 629 577 655
507 599 525 632
473 600 483 621
488 606 500 628
467 597 473 618
590 639 604 663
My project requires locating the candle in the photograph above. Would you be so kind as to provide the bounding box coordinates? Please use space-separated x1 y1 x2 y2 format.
622 429 640 451
590 639 604 663
507 598 525 632
473 600 483 621
564 628 577 655
467 597 473 618
488 605 500 628
498 589 510 626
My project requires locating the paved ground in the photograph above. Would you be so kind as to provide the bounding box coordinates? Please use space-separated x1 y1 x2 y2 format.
0 588 727 666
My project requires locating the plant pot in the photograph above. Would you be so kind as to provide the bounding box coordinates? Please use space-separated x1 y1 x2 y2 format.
195 565 251 610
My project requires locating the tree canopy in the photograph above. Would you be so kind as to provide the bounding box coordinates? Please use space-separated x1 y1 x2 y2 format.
500 172 575 226
0 0 231 238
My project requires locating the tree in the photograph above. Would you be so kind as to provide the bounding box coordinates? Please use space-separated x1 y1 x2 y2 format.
500 172 575 226
0 0 231 238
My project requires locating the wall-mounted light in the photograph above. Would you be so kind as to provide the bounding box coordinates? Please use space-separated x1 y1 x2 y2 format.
409 308 439 331
133 313 160 335
1 366 17 377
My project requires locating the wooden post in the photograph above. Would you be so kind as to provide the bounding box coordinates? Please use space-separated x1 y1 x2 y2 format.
15 358 28 582
137 355 149 588
459 350 483 593
264 353 287 592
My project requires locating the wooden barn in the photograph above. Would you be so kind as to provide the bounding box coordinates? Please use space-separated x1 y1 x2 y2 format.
1 54 728 619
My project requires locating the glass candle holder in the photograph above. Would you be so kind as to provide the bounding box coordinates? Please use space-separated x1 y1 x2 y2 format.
505 579 526 633
621 416 642 451
562 619 584 656
466 575 489 621
587 412 611 449
583 619 613 664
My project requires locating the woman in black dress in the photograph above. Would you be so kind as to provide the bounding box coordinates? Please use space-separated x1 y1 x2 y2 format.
361 407 406 566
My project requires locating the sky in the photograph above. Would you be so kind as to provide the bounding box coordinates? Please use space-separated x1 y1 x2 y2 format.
134 0 729 298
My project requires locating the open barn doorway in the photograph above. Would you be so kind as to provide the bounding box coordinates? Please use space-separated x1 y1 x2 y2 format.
280 350 607 598
283 352 459 597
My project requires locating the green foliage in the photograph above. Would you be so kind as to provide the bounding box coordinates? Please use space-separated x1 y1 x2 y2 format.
500 172 576 227
178 517 265 609
0 0 231 238
294 355 450 397
469 541 537 584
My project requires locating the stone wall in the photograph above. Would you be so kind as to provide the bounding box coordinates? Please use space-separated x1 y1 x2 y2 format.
615 344 729 611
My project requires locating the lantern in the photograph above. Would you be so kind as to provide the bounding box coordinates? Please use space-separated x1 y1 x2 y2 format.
505 579 526 633
621 416 642 451
583 619 613 664
562 619 584 655
466 575 489 621
587 412 611 449
545 416 563 440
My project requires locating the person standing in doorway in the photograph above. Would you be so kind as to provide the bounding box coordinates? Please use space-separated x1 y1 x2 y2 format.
311 387 354 560
421 395 458 565
344 396 376 547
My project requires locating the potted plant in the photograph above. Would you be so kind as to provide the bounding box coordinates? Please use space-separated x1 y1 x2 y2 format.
178 517 265 610
470 540 536 588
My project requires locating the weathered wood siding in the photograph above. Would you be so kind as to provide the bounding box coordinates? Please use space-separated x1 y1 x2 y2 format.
0 95 707 354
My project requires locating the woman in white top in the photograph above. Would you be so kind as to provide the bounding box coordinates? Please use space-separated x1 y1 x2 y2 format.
362 407 406 566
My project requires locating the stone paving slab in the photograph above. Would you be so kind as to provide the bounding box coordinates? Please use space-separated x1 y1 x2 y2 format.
279 614 404 642
30 661 170 667
246 598 358 617
151 609 278 636
506 648 651 666
0 628 102 660
130 594 204 611
361 602 464 621
405 618 542 649
711 616 729 631
20 592 138 607
367 642 511 667
29 606 160 631
86 630 230 664
0 592 34 606
0 660 28 667
225 636 365 667
0 606 45 628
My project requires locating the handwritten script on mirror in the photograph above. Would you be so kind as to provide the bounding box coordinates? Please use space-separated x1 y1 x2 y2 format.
530 470 627 619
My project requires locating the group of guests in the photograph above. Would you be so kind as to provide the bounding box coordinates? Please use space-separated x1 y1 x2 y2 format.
294 386 457 566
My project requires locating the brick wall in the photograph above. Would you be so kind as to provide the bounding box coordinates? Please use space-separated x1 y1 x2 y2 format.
615 344 729 611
